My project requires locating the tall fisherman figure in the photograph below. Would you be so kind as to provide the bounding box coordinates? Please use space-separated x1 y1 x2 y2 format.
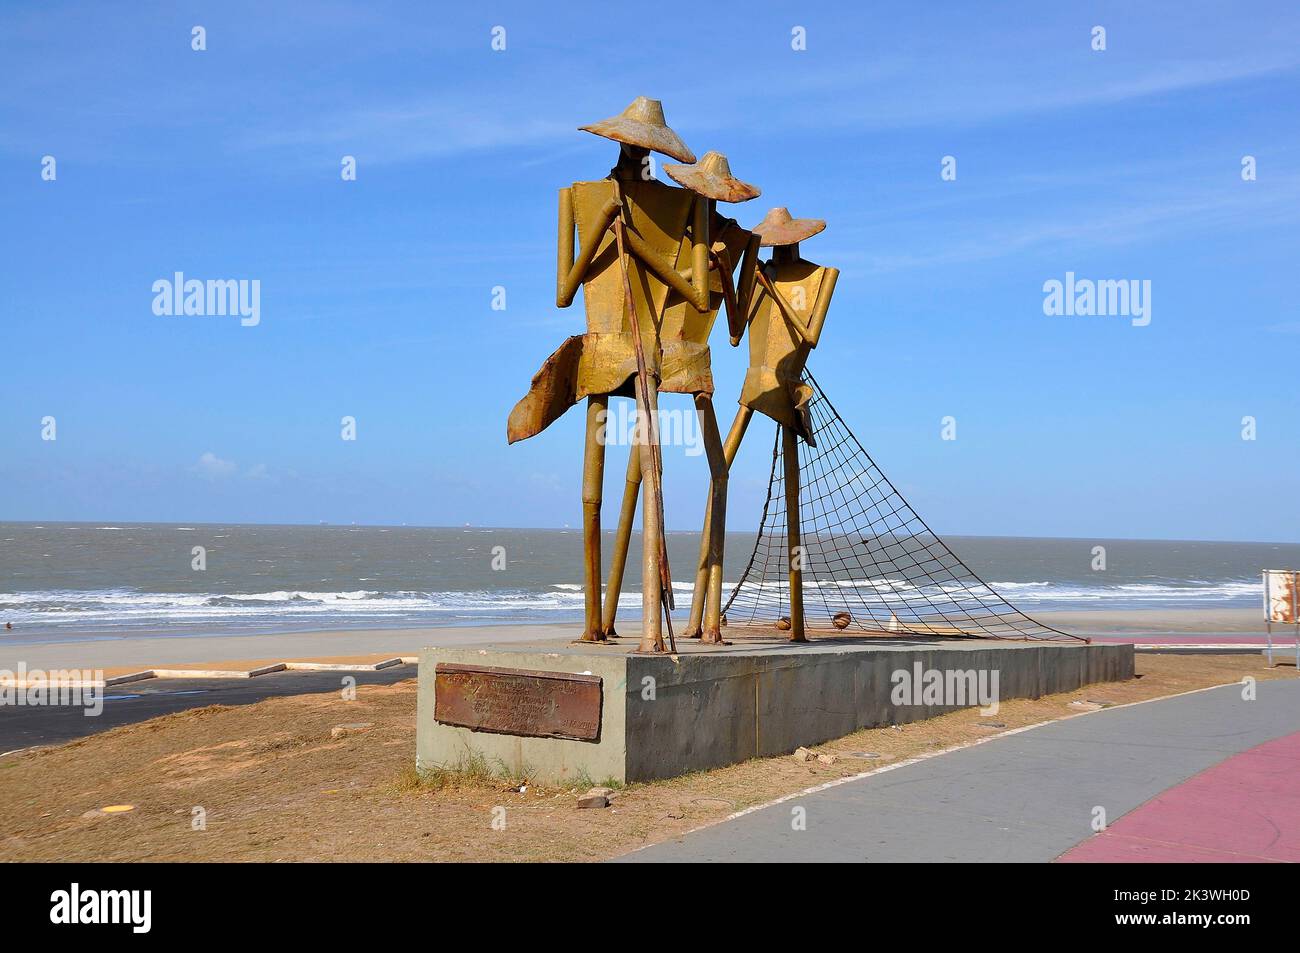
507 97 710 653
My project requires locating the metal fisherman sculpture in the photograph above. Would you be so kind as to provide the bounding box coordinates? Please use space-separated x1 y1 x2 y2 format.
600 151 762 645
686 207 839 643
507 97 710 653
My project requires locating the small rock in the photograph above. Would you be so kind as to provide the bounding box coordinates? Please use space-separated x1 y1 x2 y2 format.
586 786 614 799
1068 701 1104 712
846 751 881 760
816 753 839 765
976 722 1007 729
330 722 374 740
577 793 609 809
792 746 815 762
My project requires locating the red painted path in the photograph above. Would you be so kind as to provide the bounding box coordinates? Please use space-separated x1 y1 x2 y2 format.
1059 730 1300 862
1090 634 1296 646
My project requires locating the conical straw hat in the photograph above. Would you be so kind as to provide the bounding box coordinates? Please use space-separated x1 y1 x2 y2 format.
664 151 760 203
751 206 826 247
578 96 696 164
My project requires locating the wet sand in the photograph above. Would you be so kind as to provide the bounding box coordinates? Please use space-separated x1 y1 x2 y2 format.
0 607 1282 674
1036 608 1267 634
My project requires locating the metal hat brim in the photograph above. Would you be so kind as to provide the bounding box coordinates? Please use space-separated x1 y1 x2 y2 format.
578 118 695 164
754 218 826 247
663 163 761 203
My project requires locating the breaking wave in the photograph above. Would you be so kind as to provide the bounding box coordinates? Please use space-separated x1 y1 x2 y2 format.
0 575 1263 635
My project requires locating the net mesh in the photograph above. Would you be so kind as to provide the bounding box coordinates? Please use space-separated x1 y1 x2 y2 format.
722 372 1082 641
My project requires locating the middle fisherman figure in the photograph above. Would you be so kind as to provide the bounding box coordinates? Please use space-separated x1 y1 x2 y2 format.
600 151 762 645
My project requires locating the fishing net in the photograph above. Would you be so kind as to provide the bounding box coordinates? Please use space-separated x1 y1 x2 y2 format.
722 372 1082 641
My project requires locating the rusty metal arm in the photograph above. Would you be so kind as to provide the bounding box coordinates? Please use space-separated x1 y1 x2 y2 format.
557 192 621 308
556 187 575 305
730 231 760 345
712 246 740 344
690 196 709 310
755 269 815 344
803 267 839 347
621 228 710 313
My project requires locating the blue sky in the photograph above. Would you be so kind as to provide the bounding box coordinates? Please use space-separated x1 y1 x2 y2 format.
1 1 1297 541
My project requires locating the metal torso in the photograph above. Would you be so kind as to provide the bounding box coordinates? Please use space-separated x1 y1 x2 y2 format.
740 256 827 431
506 173 699 444
659 210 750 395
569 176 691 369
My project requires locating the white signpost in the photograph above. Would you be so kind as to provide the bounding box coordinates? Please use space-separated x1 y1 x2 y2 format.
1262 570 1300 668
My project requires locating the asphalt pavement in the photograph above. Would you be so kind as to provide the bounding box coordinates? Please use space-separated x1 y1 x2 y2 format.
0 667 414 753
619 678 1300 862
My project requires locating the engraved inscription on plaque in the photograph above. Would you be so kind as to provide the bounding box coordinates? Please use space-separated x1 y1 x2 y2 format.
433 663 602 742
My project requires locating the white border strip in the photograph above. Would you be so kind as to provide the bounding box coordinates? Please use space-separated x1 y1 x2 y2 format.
11 660 419 687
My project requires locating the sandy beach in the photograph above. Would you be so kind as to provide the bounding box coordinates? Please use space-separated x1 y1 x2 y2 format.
0 607 1284 675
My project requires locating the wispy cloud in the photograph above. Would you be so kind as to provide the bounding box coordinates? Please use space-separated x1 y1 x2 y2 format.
227 48 1300 170
193 453 281 483
194 451 237 480
236 100 572 164
746 54 1300 133
840 173 1300 274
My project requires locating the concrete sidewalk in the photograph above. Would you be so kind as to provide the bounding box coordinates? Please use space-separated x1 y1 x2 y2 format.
618 678 1300 863
1059 729 1300 862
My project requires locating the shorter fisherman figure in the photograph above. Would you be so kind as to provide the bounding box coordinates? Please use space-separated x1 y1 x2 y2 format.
687 207 839 643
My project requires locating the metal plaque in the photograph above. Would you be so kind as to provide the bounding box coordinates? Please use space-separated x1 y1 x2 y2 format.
433 663 602 741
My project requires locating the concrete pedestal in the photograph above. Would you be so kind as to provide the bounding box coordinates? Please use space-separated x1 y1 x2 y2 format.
415 628 1134 784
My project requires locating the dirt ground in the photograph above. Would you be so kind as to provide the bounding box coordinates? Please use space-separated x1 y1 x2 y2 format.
0 654 1291 862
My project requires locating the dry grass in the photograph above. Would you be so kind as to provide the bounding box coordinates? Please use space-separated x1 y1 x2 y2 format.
0 654 1289 862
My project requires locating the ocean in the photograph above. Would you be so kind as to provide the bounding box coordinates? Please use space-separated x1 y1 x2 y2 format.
1 522 1295 642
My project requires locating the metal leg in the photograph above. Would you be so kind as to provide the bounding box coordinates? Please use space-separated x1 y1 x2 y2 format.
684 503 711 639
694 395 728 643
687 406 752 637
601 440 641 637
637 380 666 653
783 424 807 643
579 395 607 642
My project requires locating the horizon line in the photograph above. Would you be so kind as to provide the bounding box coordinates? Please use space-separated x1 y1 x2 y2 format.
0 518 1295 549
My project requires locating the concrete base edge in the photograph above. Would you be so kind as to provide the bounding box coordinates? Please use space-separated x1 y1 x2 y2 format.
416 640 1136 785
